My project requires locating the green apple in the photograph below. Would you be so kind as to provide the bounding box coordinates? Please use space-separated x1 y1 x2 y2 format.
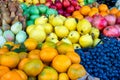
90 27 100 39
43 23 53 34
61 37 72 45
73 43 81 49
79 34 93 48
55 26 69 38
46 33 58 41
77 19 92 35
68 31 80 43
64 18 77 31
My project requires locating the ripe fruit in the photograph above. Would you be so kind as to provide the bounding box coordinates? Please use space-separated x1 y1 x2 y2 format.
79 34 93 48
77 19 92 35
63 0 70 8
67 64 86 80
40 47 58 62
68 31 80 43
66 5 75 13
80 6 91 16
66 51 81 64
55 26 69 38
28 49 41 59
0 66 10 78
99 4 108 12
23 59 44 76
24 38 38 51
0 52 20 68
0 47 9 55
38 66 58 80
52 55 71 72
105 15 116 26
90 27 100 39
64 18 77 31
59 73 69 80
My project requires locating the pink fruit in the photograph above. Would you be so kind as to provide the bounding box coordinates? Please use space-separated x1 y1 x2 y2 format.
115 25 120 35
71 0 78 7
85 16 93 23
116 17 120 24
105 15 116 26
66 5 74 13
103 26 119 37
63 0 70 8
75 5 81 10
55 1 62 9
92 15 107 30
58 9 64 15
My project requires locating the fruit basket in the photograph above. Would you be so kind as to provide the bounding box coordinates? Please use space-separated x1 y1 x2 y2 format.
0 0 120 80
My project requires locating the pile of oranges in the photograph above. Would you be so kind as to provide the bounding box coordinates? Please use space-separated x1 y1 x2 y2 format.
72 4 120 20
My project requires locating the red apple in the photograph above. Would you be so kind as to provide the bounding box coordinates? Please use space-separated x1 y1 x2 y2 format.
55 2 62 9
66 5 75 13
116 17 120 24
63 0 70 8
71 0 78 7
75 5 81 10
58 9 64 15
50 4 57 9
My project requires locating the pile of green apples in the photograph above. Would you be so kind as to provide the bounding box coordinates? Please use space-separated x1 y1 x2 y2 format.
26 14 101 49
20 3 58 26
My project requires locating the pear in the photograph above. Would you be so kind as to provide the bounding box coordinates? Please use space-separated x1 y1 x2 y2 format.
68 31 80 43
64 18 77 31
90 27 100 39
46 33 58 41
26 25 35 34
51 15 64 27
61 37 72 45
35 16 48 25
43 23 53 34
41 41 56 49
48 38 59 44
34 24 45 31
77 19 92 35
73 43 81 49
29 29 46 42
79 34 93 48
55 26 69 38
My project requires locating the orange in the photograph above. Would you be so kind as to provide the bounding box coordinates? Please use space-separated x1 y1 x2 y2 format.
28 49 41 59
0 47 9 55
24 38 38 51
0 66 10 78
88 11 98 17
59 73 69 80
91 7 99 13
80 6 91 16
99 11 108 17
52 55 71 73
67 64 86 80
18 58 30 70
13 69 28 80
73 14 84 20
0 70 22 80
38 66 58 80
0 52 20 68
72 11 81 17
23 59 44 76
116 11 120 17
18 52 28 60
99 4 108 12
66 51 81 64
110 7 119 15
40 47 58 62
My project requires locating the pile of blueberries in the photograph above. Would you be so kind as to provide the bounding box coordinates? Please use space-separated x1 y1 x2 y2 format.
75 34 120 80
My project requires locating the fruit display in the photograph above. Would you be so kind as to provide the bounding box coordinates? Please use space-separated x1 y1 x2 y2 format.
0 0 120 80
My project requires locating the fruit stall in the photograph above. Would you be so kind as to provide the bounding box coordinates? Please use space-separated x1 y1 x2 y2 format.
0 0 120 80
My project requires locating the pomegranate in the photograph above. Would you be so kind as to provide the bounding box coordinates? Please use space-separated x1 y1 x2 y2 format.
55 1 62 9
66 5 74 13
50 4 57 9
92 15 107 30
85 16 93 23
105 15 116 26
103 26 119 37
75 5 81 10
116 17 120 24
70 0 78 7
58 9 64 15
